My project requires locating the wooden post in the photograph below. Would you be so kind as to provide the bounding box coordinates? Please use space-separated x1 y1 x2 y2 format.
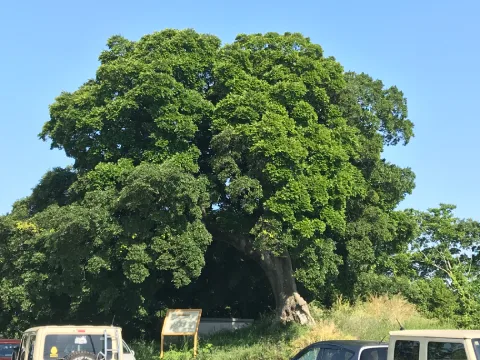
193 333 198 358
160 335 164 359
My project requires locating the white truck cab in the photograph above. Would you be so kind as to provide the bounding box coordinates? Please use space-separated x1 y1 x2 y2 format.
13 326 124 360
388 330 480 360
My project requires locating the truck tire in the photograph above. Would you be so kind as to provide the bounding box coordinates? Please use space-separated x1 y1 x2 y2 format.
64 351 97 360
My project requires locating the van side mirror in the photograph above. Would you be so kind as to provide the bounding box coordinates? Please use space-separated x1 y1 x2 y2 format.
11 347 19 360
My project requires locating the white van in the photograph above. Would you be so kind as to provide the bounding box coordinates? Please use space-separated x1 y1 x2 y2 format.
388 330 480 360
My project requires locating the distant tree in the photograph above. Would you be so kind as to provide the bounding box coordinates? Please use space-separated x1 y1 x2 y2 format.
0 30 414 329
354 204 480 327
411 204 480 326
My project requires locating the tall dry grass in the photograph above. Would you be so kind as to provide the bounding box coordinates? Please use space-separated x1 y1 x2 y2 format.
329 295 453 341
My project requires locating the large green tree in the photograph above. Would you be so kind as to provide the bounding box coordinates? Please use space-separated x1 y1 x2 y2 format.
0 29 414 328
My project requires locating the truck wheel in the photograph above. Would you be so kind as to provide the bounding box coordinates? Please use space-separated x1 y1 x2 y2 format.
63 351 97 360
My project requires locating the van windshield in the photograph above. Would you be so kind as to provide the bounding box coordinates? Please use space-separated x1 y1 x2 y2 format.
43 335 112 360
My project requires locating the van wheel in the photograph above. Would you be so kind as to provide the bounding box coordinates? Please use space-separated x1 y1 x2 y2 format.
63 351 97 360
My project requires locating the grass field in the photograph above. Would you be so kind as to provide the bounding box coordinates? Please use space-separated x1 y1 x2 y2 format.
131 295 454 360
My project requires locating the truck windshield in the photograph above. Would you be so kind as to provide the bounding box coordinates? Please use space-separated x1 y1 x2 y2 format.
0 344 18 357
43 335 112 360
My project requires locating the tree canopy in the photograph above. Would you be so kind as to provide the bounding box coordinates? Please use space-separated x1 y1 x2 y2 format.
6 29 477 336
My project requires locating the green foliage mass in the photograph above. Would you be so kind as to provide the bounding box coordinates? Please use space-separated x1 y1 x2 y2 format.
2 29 478 337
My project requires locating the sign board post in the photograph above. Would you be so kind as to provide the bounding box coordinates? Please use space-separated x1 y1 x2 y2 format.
160 309 202 358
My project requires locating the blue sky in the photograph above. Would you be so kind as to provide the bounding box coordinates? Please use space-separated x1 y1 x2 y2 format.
0 0 478 219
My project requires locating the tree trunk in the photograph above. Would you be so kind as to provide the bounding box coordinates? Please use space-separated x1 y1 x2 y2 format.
208 227 315 325
257 250 315 325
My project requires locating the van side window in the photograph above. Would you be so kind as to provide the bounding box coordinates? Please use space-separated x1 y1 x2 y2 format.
428 342 467 360
394 341 420 360
360 348 387 360
294 346 320 360
472 340 480 360
322 348 354 360
122 341 131 355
